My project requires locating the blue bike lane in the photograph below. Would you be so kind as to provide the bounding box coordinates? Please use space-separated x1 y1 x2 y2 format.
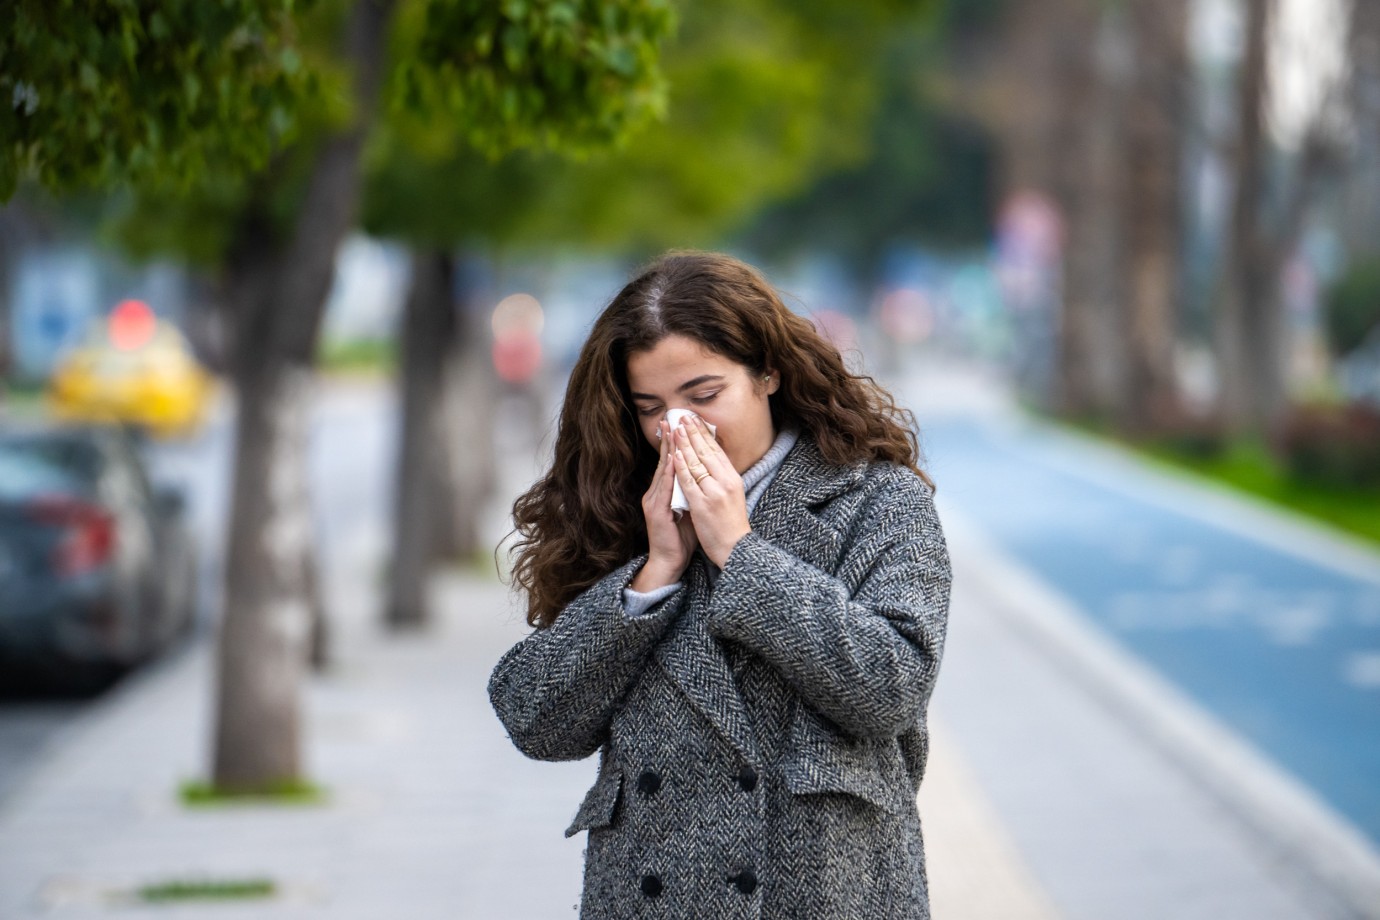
918 414 1380 848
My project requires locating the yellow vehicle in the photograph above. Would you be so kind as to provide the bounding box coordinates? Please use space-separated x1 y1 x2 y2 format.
47 300 214 439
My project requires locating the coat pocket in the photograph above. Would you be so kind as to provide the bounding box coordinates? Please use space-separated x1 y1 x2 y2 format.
564 765 624 838
782 704 914 815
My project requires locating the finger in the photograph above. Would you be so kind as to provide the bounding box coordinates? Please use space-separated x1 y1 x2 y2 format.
661 436 677 488
688 420 733 485
647 423 674 505
678 430 716 492
692 414 721 452
648 421 665 481
675 423 703 473
686 420 730 478
673 448 705 495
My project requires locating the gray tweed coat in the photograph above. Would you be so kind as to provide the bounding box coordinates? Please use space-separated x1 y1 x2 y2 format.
488 433 951 919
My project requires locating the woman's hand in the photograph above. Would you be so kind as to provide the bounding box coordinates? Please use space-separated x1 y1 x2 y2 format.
673 415 752 568
635 418 698 591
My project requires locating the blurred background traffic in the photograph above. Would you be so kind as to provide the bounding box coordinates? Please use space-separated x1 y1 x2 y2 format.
1 0 1379 916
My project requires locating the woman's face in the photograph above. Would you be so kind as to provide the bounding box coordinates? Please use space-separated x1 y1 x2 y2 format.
626 334 779 474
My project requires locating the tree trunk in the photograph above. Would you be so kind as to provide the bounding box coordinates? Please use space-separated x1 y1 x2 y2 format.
1216 0 1351 433
387 250 499 629
1340 0 1380 255
439 255 497 565
211 0 395 791
213 361 314 788
987 0 1126 418
1055 0 1128 421
386 247 457 629
1120 0 1188 434
1216 0 1280 434
990 0 1063 197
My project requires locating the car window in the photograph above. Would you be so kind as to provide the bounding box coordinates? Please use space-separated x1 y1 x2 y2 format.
0 443 88 501
7 437 103 481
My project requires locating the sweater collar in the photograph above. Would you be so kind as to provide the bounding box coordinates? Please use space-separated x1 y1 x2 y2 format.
740 428 800 495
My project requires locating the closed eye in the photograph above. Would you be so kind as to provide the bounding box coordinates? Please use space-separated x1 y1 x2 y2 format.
690 391 721 405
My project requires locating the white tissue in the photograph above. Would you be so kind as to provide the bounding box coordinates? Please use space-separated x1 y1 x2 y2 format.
661 408 717 517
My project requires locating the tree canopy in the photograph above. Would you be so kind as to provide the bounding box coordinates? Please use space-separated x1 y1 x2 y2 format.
735 12 996 282
6 0 676 238
362 0 934 255
0 0 311 201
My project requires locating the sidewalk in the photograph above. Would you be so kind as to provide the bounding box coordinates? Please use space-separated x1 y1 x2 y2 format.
0 561 1057 919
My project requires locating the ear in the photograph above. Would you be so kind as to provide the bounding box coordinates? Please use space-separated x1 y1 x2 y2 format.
765 370 780 395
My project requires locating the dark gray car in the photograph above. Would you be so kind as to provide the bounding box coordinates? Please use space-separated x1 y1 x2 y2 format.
0 422 197 691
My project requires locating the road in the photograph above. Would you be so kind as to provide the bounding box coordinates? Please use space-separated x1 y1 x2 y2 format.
895 364 1380 850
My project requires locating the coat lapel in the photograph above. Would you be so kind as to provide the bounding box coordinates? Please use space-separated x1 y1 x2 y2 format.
654 558 760 763
749 433 863 572
652 434 864 764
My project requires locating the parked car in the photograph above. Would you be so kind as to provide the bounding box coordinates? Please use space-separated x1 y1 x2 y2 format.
47 299 214 439
0 421 197 691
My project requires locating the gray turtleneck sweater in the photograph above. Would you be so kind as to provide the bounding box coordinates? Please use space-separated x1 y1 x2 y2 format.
622 427 800 618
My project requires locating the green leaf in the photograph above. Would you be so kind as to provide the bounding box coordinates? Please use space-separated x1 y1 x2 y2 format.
78 61 99 91
501 23 527 71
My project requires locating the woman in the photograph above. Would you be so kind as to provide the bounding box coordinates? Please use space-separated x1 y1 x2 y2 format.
489 251 952 919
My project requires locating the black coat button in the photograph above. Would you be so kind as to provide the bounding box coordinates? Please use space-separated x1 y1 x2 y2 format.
640 874 663 898
737 765 758 792
636 770 662 796
729 869 758 895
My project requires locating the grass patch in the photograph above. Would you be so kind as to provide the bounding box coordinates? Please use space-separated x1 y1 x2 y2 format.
447 546 507 580
1137 439 1380 545
137 877 276 903
316 337 396 376
179 776 329 807
1067 424 1380 548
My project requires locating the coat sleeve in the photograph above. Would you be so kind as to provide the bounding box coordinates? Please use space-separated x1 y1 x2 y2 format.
706 471 951 739
487 554 685 762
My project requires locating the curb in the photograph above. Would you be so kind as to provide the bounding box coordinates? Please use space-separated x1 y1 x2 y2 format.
942 508 1380 920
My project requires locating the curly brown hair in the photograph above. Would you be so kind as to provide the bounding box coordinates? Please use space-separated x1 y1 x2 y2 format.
507 251 932 628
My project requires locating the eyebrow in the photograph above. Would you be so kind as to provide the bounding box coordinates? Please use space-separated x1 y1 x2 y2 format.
629 374 726 401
